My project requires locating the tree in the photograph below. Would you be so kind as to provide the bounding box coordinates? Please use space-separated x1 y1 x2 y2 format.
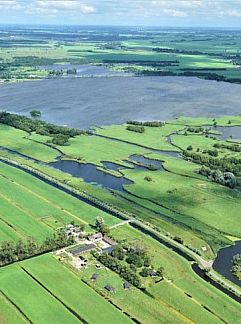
144 176 152 182
156 266 164 278
95 216 104 230
111 245 125 260
30 110 41 118
140 267 150 277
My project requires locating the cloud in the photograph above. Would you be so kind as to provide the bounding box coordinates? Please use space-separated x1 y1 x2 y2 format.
1 0 241 25
34 0 96 14
0 0 22 10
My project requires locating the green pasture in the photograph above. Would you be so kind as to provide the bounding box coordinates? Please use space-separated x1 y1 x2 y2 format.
0 264 79 324
110 224 241 323
0 124 59 162
21 254 131 324
0 161 120 241
96 123 184 151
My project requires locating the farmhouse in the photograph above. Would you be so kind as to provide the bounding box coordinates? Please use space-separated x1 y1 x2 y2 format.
103 236 116 246
87 233 103 242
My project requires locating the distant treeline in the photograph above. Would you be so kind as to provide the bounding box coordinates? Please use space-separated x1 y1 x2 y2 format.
0 112 84 145
0 231 74 267
126 125 145 133
127 120 164 127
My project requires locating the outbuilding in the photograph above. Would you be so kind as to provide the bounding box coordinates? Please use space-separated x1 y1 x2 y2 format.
104 285 115 293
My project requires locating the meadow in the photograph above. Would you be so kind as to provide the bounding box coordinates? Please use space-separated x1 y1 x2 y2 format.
0 255 130 324
78 223 241 323
0 161 120 242
1 115 241 254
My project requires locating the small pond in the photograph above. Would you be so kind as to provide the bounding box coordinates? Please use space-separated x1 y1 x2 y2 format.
129 155 164 170
49 160 133 192
208 125 241 141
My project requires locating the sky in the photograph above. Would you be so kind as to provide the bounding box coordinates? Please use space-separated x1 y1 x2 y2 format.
1 0 241 27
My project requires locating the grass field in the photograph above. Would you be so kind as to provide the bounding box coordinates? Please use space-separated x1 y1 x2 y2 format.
0 161 120 241
0 124 59 162
76 223 241 324
96 123 184 151
111 224 241 322
0 256 130 323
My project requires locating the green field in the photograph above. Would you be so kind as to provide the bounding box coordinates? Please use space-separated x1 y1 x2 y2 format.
0 114 241 323
0 161 120 242
0 255 130 324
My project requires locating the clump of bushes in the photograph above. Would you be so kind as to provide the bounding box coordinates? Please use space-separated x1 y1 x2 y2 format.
0 111 85 145
199 166 237 188
126 125 145 133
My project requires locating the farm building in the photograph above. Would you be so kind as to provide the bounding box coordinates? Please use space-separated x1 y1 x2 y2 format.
104 285 115 293
123 281 131 290
103 236 116 246
87 233 103 242
69 243 96 256
91 273 99 281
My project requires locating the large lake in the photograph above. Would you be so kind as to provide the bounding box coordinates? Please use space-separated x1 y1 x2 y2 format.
1 74 241 128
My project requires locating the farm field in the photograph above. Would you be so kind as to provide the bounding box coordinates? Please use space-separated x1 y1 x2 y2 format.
2 26 241 84
1 115 241 253
77 223 241 323
0 161 120 242
0 255 130 324
0 114 241 323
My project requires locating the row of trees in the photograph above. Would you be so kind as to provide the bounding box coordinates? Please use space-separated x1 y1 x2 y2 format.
214 142 241 153
183 150 241 175
127 120 164 127
199 166 237 188
0 112 85 145
126 125 145 133
0 231 74 267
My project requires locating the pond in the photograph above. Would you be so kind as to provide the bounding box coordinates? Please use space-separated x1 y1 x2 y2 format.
39 64 131 78
208 125 241 141
213 240 241 287
49 160 133 192
1 75 241 129
129 154 164 170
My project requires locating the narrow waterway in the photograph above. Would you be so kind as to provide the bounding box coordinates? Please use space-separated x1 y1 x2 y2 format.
213 241 241 287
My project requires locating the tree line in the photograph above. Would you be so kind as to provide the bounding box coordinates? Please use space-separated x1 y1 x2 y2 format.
0 112 85 145
95 241 164 288
0 231 74 267
183 150 241 175
127 120 164 127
